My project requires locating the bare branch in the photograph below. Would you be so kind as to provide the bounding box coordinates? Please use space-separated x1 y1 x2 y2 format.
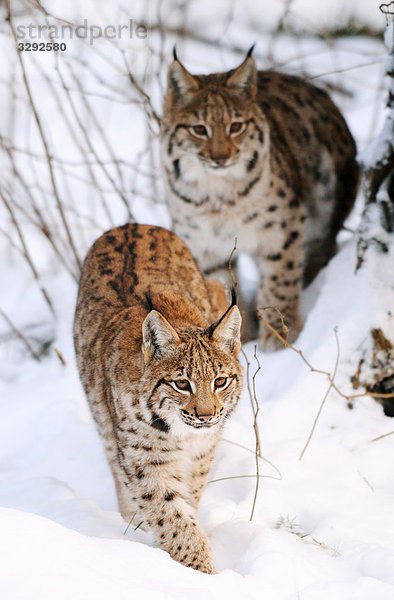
298 327 340 461
0 308 41 362
250 347 262 520
258 306 394 401
5 0 81 277
0 189 56 317
371 430 394 442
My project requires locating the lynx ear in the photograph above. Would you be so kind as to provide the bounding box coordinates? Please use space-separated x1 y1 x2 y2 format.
209 305 242 355
142 310 180 363
226 55 257 98
166 59 199 103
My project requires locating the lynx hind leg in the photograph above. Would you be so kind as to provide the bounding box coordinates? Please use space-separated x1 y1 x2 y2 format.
303 235 337 287
85 390 140 525
256 245 304 352
104 444 144 526
113 477 140 525
303 156 359 287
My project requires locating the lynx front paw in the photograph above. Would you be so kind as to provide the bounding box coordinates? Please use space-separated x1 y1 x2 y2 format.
165 526 217 574
179 548 217 574
193 556 217 574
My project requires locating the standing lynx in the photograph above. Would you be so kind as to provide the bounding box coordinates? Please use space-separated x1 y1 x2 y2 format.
161 49 359 350
73 224 243 574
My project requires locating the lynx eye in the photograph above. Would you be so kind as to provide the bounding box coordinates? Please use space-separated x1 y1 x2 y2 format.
214 377 228 389
229 121 244 134
173 379 191 392
191 124 208 137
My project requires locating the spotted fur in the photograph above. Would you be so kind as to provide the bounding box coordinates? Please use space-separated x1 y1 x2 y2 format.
161 53 359 350
73 224 243 574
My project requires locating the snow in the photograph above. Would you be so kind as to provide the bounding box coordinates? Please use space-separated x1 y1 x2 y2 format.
1 1 394 599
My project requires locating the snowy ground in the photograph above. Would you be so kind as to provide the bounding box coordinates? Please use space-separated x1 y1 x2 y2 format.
1 1 394 599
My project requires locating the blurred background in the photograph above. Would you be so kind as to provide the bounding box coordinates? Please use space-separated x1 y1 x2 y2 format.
1 4 394 597
0 2 388 361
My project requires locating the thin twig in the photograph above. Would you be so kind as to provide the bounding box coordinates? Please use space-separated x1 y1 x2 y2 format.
250 347 262 520
358 471 374 492
228 237 238 296
53 347 66 366
227 240 264 518
221 439 282 480
0 189 56 317
1 139 77 278
6 1 81 277
208 473 280 484
370 430 394 442
239 346 264 520
0 308 41 362
120 50 161 127
298 327 340 461
52 55 133 220
240 348 263 459
123 511 137 535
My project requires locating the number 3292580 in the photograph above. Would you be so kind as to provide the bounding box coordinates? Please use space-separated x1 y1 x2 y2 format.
18 42 67 52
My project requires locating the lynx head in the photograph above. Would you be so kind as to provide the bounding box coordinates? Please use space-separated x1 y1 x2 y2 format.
162 47 269 180
139 304 243 437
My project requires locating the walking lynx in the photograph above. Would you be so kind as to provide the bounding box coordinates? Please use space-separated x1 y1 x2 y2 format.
161 49 359 350
73 224 243 574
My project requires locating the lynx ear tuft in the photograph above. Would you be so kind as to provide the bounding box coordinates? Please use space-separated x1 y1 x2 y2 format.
173 44 178 62
226 55 257 98
166 59 199 103
209 305 242 355
142 310 180 363
246 44 256 59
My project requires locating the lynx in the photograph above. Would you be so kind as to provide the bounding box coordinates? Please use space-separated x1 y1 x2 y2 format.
161 48 359 350
73 224 243 574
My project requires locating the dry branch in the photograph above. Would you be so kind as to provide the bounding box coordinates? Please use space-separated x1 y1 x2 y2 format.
250 347 262 519
0 308 41 361
298 328 340 461
6 0 81 278
371 430 394 442
0 189 56 317
258 306 394 402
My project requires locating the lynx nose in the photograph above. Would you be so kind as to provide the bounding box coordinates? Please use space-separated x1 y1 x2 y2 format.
194 406 217 422
211 155 229 166
196 413 215 423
